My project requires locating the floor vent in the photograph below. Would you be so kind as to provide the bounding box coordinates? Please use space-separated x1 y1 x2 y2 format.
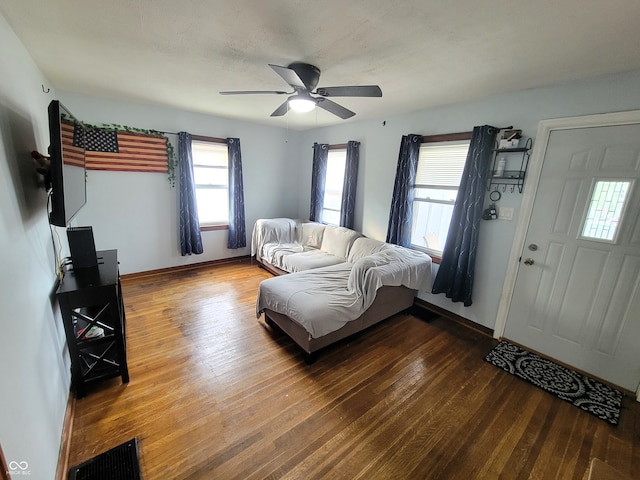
68 437 141 480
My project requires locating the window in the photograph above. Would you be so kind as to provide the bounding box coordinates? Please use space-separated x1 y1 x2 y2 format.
410 135 471 257
580 179 632 242
321 147 347 225
191 138 229 227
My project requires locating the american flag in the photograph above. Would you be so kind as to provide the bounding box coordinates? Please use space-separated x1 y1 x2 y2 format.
61 119 85 167
75 127 119 153
63 122 168 173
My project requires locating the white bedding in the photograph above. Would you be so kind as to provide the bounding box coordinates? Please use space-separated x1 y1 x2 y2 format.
256 247 432 338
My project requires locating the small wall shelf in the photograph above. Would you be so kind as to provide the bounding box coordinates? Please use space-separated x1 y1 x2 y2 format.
488 137 532 194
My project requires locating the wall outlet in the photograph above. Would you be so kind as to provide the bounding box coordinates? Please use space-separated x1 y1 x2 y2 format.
498 207 514 220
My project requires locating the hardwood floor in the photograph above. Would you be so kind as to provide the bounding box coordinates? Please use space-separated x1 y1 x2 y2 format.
67 259 640 479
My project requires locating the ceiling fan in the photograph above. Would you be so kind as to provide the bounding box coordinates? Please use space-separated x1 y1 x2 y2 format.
220 62 382 119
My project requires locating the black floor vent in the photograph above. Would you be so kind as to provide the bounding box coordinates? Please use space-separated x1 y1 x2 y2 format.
68 437 141 480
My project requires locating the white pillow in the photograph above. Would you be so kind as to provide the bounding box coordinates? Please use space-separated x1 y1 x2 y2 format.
320 226 361 259
298 222 326 249
347 237 388 263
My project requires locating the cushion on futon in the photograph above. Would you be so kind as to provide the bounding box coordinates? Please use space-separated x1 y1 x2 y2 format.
297 222 326 249
346 237 388 263
280 249 346 273
320 225 361 259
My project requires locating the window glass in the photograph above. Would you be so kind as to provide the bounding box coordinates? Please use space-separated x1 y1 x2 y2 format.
581 180 632 242
411 140 470 256
192 140 229 226
321 149 347 225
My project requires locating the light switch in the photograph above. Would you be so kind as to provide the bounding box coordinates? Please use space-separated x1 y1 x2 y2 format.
499 207 514 220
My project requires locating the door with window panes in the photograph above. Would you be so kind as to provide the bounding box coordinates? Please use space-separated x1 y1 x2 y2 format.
504 123 640 391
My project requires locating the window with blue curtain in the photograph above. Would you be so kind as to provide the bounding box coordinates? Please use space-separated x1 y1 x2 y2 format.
310 141 359 228
182 133 246 251
431 125 498 306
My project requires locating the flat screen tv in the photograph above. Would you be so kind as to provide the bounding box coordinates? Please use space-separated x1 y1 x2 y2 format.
48 100 87 227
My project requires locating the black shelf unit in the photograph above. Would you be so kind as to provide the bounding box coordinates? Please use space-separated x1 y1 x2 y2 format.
488 137 532 194
57 249 129 397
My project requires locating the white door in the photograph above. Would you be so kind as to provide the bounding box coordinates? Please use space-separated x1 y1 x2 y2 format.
503 123 640 391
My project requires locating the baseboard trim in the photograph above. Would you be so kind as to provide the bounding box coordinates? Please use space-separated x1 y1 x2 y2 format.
413 297 494 338
120 255 251 281
55 391 75 480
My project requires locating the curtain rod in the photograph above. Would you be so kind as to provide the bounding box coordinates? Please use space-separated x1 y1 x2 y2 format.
158 131 228 144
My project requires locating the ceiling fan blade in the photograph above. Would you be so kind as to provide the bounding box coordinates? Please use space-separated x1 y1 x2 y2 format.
315 85 382 97
316 98 355 119
220 90 290 95
270 100 290 117
269 64 307 89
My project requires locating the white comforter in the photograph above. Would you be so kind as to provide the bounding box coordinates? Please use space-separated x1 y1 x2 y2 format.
256 247 432 338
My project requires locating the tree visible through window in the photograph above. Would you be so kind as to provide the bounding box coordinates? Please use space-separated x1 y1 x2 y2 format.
410 137 471 256
191 139 229 227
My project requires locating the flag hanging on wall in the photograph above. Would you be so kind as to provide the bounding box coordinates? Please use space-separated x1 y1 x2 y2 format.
64 122 169 173
86 131 168 173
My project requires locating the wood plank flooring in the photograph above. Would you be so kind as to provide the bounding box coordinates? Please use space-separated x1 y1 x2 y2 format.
67 259 640 479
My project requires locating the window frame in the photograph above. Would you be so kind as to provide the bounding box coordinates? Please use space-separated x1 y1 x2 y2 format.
191 135 230 231
320 144 348 226
410 132 473 263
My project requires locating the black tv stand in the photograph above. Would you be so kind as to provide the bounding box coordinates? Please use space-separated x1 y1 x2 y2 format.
57 249 129 397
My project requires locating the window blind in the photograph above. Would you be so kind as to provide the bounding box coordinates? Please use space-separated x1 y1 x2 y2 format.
192 140 228 167
415 142 469 187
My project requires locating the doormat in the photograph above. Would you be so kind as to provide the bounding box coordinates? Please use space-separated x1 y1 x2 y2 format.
68 437 141 480
485 341 623 425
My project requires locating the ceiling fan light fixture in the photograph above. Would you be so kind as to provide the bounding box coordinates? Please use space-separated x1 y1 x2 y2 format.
288 94 316 113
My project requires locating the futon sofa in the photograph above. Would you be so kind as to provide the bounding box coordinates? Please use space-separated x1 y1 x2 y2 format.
252 218 432 362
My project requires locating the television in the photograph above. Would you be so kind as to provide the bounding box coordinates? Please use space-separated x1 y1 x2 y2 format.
48 100 87 227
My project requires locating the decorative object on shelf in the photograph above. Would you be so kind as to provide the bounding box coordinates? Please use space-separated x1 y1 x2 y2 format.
493 156 506 177
498 129 522 149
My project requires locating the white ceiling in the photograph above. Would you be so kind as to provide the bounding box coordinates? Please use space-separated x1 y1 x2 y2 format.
2 0 640 130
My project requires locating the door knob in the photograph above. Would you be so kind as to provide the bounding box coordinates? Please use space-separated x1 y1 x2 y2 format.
523 258 535 266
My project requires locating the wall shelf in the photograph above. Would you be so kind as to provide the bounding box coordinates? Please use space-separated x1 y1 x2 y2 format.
488 137 532 194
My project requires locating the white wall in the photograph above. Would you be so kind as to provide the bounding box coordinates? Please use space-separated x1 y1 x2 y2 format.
57 92 302 274
0 14 70 480
299 68 640 329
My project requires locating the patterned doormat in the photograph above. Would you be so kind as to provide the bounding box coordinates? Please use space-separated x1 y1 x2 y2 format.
485 341 623 425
